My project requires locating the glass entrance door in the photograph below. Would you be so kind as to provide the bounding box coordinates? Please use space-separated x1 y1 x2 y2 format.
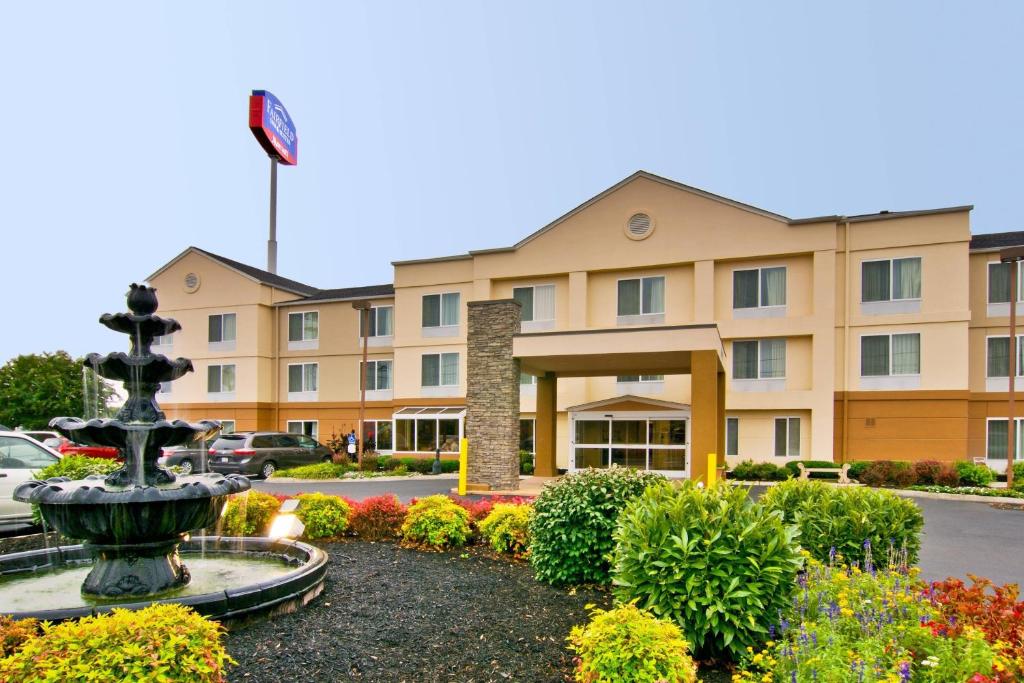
570 412 689 476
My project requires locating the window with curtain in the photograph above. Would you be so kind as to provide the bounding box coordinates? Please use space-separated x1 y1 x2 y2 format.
759 339 786 378
986 418 1024 461
892 258 921 299
734 267 786 309
891 333 920 375
733 339 785 379
861 261 891 302
286 420 318 439
422 295 441 327
422 353 458 386
363 360 393 391
726 417 739 456
441 293 460 326
422 293 459 327
989 262 1015 304
520 372 536 385
733 341 759 379
362 306 394 337
512 287 533 321
207 364 236 393
616 375 664 382
733 269 758 308
861 333 920 376
512 285 556 322
287 312 317 342
988 337 1010 377
861 335 891 376
862 258 921 302
209 313 237 343
288 363 318 392
774 417 800 457
617 277 664 316
760 267 786 306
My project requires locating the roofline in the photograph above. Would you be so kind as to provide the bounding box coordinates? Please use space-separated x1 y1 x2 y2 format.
273 292 396 307
565 394 692 412
146 246 316 297
845 205 973 223
390 253 474 266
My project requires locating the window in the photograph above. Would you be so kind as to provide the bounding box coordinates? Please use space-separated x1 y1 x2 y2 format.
862 257 921 302
287 363 318 393
726 417 739 456
733 267 786 309
0 436 60 469
422 353 459 387
392 407 464 453
520 419 535 454
422 293 460 328
207 364 236 393
986 336 1024 378
208 313 236 343
774 417 800 457
988 262 1024 304
286 420 318 440
861 333 920 376
617 276 665 317
512 285 555 322
288 311 318 342
732 339 786 379
616 375 665 382
987 418 1024 461
520 372 537 385
153 333 173 347
363 420 394 451
361 359 393 391
360 306 394 337
219 420 236 434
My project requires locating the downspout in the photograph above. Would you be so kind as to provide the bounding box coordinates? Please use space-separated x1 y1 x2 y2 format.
272 298 280 430
842 219 851 463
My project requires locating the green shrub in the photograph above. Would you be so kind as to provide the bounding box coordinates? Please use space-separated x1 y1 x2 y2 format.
858 460 916 487
1014 461 1024 490
955 460 995 487
271 462 350 479
530 467 665 586
34 455 120 480
401 495 471 549
0 604 233 682
359 455 379 472
519 450 535 475
479 503 533 556
730 460 789 481
220 490 282 536
567 603 698 683
0 616 37 658
761 479 924 565
846 460 870 481
295 493 351 539
611 482 802 661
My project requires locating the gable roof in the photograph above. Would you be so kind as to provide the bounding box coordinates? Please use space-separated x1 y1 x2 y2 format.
565 395 692 412
279 283 395 305
970 231 1024 251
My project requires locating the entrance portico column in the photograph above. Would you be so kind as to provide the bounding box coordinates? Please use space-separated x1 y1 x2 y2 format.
535 373 557 476
691 349 724 484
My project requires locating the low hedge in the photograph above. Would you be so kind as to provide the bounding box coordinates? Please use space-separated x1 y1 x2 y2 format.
730 460 789 481
220 490 282 536
295 493 351 539
0 604 233 682
377 456 460 474
478 503 533 557
401 495 471 549
272 462 352 479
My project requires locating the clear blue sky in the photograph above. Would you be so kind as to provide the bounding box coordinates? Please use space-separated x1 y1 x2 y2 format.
2 1 1021 362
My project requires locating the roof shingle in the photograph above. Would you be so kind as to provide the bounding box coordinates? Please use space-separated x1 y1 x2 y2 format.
970 231 1024 251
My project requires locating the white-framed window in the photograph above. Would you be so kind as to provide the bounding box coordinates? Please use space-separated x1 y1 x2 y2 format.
393 407 465 453
987 418 1024 461
208 313 236 343
513 285 556 323
360 305 394 338
361 359 393 391
862 257 921 303
422 293 460 329
363 420 394 452
616 374 665 383
733 266 786 310
520 372 537 385
422 352 459 387
207 364 236 394
774 417 800 457
287 362 318 395
726 417 739 456
988 262 1024 304
218 420 236 435
617 276 665 318
287 420 318 440
986 336 1024 378
860 333 920 376
152 333 173 348
288 311 319 346
732 339 786 380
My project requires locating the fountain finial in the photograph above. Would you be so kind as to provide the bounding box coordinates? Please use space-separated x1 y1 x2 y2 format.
127 283 159 316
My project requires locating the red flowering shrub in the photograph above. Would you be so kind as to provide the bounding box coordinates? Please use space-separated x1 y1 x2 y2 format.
859 460 917 487
449 495 533 523
349 495 407 540
930 575 1024 675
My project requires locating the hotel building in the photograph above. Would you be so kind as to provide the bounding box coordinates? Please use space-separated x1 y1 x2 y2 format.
147 171 1023 480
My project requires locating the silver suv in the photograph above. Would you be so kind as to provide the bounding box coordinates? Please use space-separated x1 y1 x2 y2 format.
207 432 333 479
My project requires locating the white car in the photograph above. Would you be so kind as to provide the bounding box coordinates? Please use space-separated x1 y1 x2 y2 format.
0 431 62 528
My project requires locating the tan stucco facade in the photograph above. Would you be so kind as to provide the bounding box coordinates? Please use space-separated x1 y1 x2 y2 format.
147 171 1019 476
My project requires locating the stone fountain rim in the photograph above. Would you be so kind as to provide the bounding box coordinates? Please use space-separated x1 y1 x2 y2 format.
0 536 328 624
14 472 251 505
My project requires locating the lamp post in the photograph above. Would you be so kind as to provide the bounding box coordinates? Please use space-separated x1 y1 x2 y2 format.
999 246 1024 489
352 301 371 468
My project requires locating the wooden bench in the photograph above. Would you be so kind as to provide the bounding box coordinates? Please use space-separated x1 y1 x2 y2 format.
797 462 851 484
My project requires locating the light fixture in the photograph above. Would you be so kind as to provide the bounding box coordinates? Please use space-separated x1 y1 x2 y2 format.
268 499 304 540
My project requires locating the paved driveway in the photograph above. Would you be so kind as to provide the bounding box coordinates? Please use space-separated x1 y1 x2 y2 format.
253 478 1024 586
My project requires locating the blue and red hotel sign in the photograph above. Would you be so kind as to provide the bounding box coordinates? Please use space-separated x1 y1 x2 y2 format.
248 90 298 165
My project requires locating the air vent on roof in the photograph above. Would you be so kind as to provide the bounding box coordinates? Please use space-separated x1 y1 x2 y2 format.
625 213 654 240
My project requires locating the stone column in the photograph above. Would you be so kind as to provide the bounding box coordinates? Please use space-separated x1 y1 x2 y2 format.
535 373 558 476
465 299 522 490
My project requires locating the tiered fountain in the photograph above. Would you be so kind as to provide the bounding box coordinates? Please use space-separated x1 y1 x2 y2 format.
0 284 326 620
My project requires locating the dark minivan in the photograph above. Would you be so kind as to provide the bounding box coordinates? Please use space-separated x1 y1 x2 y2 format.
207 432 333 479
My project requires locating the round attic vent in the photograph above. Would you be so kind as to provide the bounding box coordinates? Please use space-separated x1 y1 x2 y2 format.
184 272 201 293
625 213 654 240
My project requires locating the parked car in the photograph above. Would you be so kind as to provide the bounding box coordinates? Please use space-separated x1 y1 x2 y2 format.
207 432 333 479
45 436 120 460
158 446 206 474
19 430 60 444
0 431 62 528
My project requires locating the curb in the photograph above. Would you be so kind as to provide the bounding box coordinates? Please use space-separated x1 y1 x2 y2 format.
728 479 1024 506
266 473 460 484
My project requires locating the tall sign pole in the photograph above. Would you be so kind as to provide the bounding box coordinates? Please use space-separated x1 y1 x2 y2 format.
1000 246 1024 489
248 90 298 275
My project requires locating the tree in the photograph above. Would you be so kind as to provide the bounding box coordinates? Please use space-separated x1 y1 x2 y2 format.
0 351 115 430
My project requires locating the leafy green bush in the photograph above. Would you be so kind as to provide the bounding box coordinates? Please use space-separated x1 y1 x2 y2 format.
858 460 916 487
377 457 459 474
0 604 234 682
730 460 789 481
567 603 698 683
401 495 471 549
220 490 282 536
530 467 665 586
847 460 870 481
478 503 533 556
519 450 534 475
34 455 120 480
271 462 350 479
612 482 802 661
1014 461 1024 491
761 479 924 565
955 460 995 487
295 493 351 539
0 616 37 658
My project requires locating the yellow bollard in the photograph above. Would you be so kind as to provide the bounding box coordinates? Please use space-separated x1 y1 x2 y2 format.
706 452 717 486
458 437 468 496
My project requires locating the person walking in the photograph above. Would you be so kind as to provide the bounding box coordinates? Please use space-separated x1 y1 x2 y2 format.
346 429 358 462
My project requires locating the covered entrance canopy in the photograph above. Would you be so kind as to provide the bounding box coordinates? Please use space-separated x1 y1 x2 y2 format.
513 324 727 483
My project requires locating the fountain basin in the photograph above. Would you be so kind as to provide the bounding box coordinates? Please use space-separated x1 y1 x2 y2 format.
0 537 328 624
